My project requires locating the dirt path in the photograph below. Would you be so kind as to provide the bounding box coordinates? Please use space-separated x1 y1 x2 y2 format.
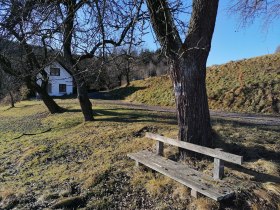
93 100 280 127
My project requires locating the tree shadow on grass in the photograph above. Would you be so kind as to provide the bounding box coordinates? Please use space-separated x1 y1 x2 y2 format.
65 108 82 113
226 162 280 184
89 86 146 100
93 108 177 125
62 107 177 125
5 104 38 109
3 106 14 111
213 129 279 163
224 142 279 162
211 117 280 131
212 132 280 184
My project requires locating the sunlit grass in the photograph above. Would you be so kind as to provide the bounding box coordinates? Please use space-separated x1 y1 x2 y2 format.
0 99 279 209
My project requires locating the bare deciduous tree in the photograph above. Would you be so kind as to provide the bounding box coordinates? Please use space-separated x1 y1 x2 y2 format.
58 0 145 121
230 0 280 26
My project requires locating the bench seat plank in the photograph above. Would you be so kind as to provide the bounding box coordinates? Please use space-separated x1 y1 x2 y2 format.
128 150 235 201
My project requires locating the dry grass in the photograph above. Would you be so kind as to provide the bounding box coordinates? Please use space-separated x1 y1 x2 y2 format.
0 188 16 201
172 184 190 200
246 159 279 175
263 182 280 196
189 198 219 210
145 176 173 197
0 99 279 209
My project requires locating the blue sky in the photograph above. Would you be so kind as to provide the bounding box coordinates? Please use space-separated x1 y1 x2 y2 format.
142 1 280 66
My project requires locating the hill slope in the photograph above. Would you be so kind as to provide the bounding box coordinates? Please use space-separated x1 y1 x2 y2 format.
114 53 280 114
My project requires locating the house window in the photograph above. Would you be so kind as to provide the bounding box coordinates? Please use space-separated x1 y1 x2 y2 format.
47 83 52 93
50 67 60 76
59 84 67 93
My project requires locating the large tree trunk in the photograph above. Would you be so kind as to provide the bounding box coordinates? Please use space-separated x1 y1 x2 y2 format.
77 85 93 121
24 77 64 114
125 68 130 87
170 55 212 149
35 84 65 114
117 74 122 86
9 91 15 108
62 0 93 122
75 76 93 121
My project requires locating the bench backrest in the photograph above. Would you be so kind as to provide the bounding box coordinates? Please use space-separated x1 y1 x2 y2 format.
146 132 243 165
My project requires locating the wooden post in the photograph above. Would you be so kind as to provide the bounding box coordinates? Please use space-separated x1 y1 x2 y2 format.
191 189 198 198
156 141 164 156
213 158 224 180
213 148 224 180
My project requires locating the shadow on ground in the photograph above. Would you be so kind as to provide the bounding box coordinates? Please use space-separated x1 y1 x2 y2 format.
66 105 279 131
227 163 280 183
93 108 177 125
89 86 146 100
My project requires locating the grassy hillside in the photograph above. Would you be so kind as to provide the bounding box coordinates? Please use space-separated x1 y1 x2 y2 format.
0 100 279 209
113 53 280 114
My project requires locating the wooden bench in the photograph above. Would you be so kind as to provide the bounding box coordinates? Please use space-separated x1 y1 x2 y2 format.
128 132 243 201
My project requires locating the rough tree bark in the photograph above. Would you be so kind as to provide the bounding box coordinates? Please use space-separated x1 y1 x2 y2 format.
75 76 94 121
146 0 219 150
35 85 65 113
125 66 130 87
62 0 93 121
24 76 65 114
8 91 14 108
117 74 122 86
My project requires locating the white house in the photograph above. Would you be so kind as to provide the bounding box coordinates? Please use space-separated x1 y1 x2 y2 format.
37 61 74 96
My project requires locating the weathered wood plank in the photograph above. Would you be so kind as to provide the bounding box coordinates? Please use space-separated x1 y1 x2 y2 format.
137 151 233 196
128 151 235 201
146 133 243 165
128 151 233 201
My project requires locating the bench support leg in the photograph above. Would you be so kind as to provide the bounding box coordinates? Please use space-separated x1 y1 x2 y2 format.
191 189 198 198
214 158 224 180
135 161 140 167
156 141 164 156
